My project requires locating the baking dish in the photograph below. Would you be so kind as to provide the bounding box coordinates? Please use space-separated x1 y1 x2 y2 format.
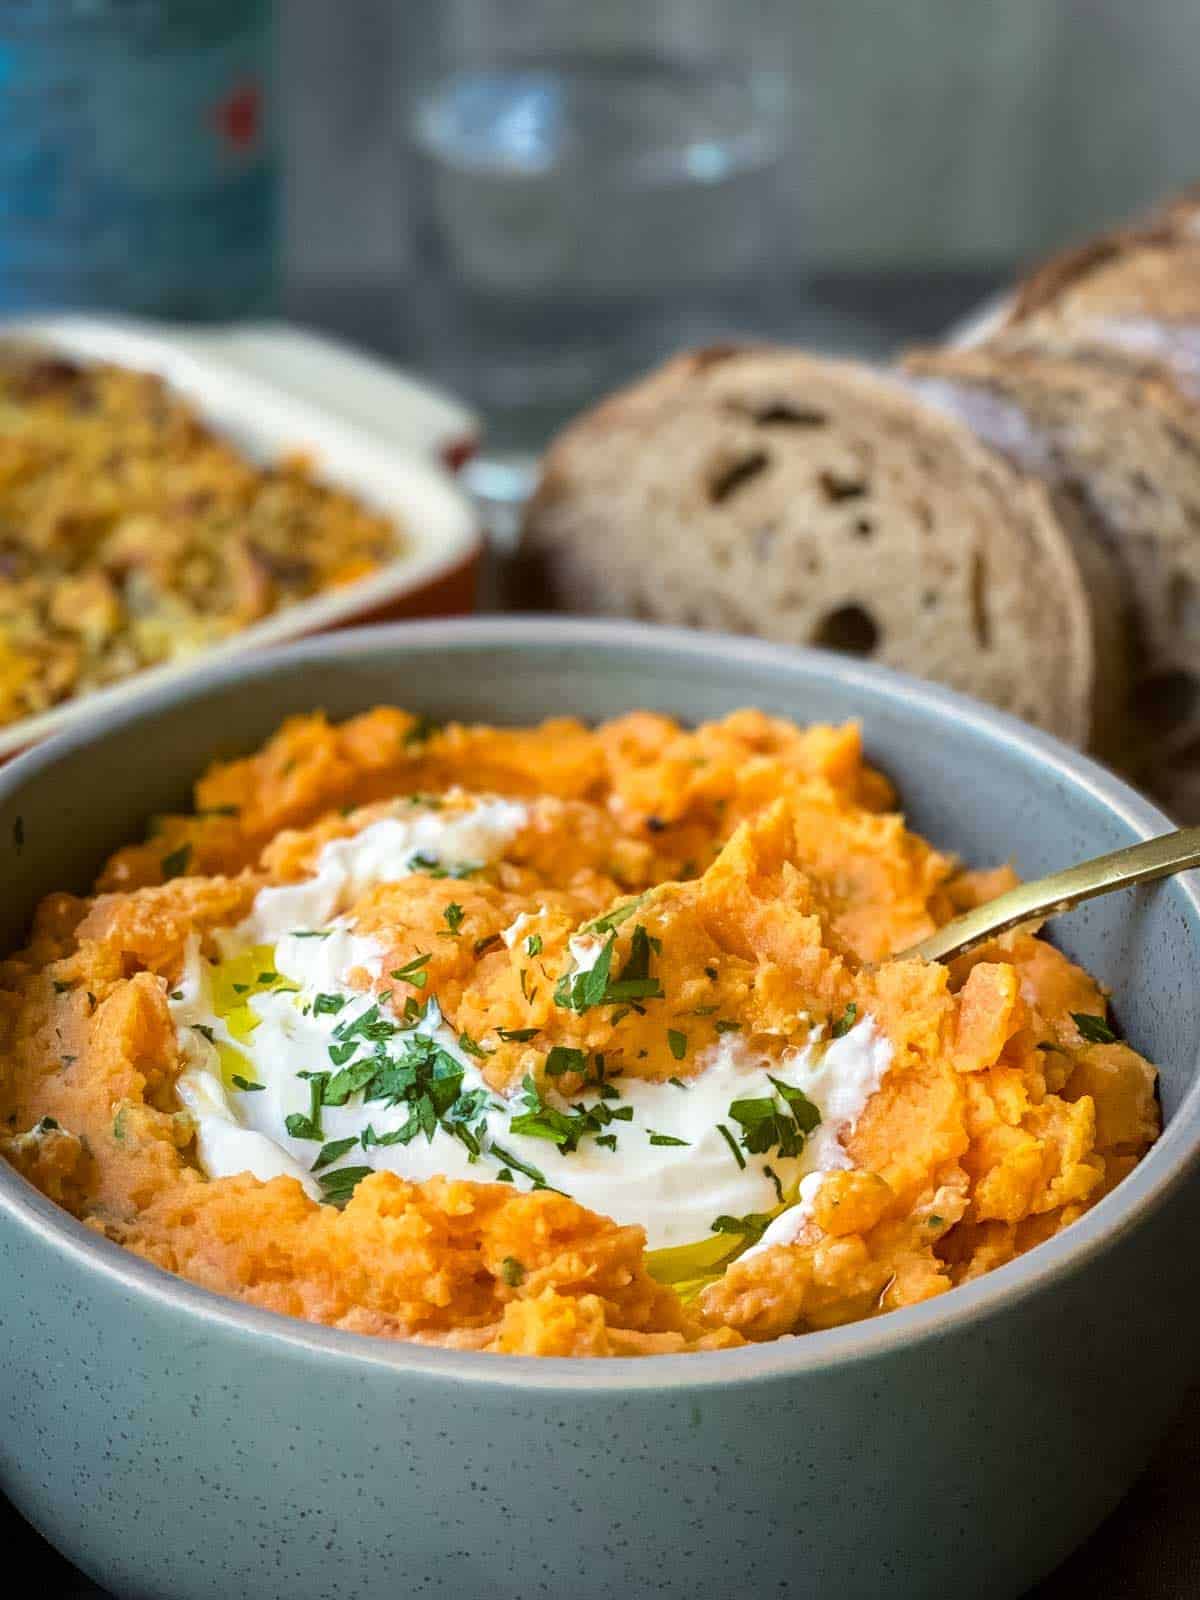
0 314 481 761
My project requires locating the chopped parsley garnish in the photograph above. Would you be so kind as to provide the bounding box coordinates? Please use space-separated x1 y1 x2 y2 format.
585 894 648 934
285 1075 327 1141
389 952 432 989
291 929 332 939
160 843 192 879
595 1134 618 1151
728 1076 820 1159
717 1122 745 1169
191 1023 216 1044
457 1030 492 1059
403 714 442 747
474 933 503 957
667 1029 687 1061
488 1141 551 1191
553 923 664 1014
499 1256 526 1287
927 1214 945 1228
525 933 543 957
508 1074 631 1153
711 1212 772 1243
443 902 465 934
831 1002 858 1039
310 1136 360 1172
304 1002 494 1160
668 1076 689 1090
498 1026 540 1043
763 1163 784 1204
647 1130 689 1147
411 852 482 881
544 1045 585 1077
312 991 347 1016
317 1166 372 1207
1071 1012 1118 1044
231 1075 265 1092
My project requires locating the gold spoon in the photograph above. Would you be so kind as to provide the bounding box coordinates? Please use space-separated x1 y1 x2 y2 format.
896 827 1200 965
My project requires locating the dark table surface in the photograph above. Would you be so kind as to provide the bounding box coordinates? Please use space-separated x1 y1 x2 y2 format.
7 269 1197 1598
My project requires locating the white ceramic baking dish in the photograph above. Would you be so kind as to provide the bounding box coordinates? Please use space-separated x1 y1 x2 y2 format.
0 314 482 761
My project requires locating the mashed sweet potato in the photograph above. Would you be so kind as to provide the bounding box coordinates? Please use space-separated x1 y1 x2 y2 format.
0 708 1160 1356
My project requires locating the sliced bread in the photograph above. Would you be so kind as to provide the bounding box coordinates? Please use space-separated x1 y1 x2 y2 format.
902 343 1200 802
522 348 1124 752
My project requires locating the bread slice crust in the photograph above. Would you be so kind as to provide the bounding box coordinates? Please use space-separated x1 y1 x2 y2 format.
525 348 1117 750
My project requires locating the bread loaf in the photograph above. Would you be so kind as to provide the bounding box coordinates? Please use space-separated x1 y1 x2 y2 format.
523 348 1125 752
902 343 1200 801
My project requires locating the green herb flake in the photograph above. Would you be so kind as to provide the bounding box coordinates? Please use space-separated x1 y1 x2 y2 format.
595 1133 618 1151
498 1026 539 1043
403 714 443 748
714 1020 741 1035
1071 1012 1118 1045
291 928 333 940
544 1045 586 1077
499 1256 526 1287
285 1075 328 1142
489 1141 551 1191
585 894 648 935
831 1001 858 1039
473 933 503 958
667 1029 688 1061
317 1165 372 1207
160 843 192 880
668 1075 689 1090
711 1212 772 1243
525 933 543 957
647 1129 689 1147
191 1023 216 1044
389 952 432 989
231 1075 266 1093
728 1075 820 1159
311 1136 361 1172
443 902 465 935
716 1122 746 1169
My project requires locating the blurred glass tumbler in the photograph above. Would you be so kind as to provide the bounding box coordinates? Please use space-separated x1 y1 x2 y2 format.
0 0 278 320
411 0 790 424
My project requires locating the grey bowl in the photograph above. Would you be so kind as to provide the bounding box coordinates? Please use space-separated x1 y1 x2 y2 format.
2 618 1198 1600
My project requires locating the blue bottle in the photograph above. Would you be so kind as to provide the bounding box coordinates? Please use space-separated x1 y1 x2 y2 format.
0 0 279 320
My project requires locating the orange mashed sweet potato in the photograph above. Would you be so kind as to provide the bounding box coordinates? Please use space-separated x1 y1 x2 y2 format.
0 707 1160 1356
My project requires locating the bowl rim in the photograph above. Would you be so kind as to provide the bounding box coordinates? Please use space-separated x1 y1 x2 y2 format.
2 614 1197 1392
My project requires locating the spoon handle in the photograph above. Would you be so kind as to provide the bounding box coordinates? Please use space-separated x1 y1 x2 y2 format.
898 827 1200 965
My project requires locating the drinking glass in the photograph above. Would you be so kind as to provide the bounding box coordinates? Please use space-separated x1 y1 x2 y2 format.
408 0 792 448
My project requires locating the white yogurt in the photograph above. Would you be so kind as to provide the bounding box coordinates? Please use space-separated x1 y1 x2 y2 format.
741 1014 893 1258
172 913 892 1250
233 797 529 947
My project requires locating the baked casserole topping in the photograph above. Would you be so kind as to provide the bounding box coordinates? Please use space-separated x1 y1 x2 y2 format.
0 708 1160 1356
0 349 401 727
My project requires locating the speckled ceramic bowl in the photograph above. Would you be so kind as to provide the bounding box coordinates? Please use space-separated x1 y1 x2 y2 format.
2 619 1199 1600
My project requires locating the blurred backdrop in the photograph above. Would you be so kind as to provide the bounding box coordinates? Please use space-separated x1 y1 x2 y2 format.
4 0 1199 450
284 0 1200 442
